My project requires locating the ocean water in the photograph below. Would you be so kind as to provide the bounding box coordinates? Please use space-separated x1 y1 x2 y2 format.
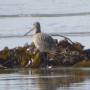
0 68 90 90
0 0 90 49
0 0 90 90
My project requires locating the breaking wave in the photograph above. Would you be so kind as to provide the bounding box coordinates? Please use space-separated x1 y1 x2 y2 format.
0 12 90 18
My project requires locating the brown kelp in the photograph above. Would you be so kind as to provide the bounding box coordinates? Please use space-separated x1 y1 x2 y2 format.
48 38 85 66
0 37 89 68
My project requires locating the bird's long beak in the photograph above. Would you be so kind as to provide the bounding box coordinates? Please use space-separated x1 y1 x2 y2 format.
24 27 35 36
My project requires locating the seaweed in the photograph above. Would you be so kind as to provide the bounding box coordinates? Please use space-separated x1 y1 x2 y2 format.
0 38 88 68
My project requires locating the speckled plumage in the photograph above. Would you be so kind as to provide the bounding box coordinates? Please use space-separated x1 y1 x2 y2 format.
32 32 56 52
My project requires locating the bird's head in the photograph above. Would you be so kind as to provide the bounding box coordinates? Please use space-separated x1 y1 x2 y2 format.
24 22 41 36
32 22 41 34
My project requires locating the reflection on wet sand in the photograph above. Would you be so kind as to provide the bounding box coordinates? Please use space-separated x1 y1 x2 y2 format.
0 68 90 90
28 68 85 90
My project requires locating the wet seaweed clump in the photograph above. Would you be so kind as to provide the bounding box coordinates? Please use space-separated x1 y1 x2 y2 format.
0 43 42 68
48 39 86 66
0 37 89 68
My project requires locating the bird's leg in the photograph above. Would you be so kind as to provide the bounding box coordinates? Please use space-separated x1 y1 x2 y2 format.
40 52 48 68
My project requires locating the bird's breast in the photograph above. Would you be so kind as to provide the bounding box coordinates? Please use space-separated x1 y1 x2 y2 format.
32 33 43 51
32 33 56 52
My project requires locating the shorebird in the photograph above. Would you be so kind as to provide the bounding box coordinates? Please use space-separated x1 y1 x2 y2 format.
24 22 56 67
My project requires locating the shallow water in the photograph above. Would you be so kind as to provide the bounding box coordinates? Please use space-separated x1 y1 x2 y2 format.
0 0 90 49
0 68 90 90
